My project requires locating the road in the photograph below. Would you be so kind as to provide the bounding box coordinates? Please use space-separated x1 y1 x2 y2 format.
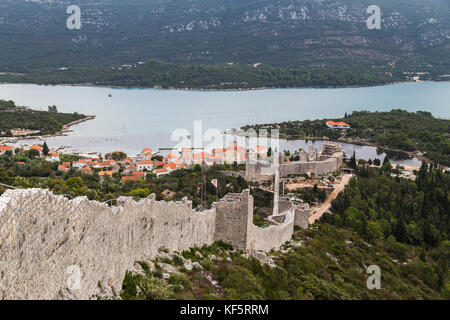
308 174 352 225
285 183 333 190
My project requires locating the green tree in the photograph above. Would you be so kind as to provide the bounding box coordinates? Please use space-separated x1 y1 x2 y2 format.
43 142 49 156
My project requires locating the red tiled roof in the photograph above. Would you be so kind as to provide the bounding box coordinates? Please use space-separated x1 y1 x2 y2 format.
30 145 43 151
167 162 178 170
137 160 153 165
327 121 350 127
167 152 179 159
0 146 12 151
122 176 140 182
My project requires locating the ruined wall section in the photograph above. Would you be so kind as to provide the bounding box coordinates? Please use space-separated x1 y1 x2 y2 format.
0 189 215 300
249 208 295 252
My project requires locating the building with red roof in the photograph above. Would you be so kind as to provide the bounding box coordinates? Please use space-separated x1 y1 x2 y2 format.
326 121 350 130
0 145 13 155
122 176 141 183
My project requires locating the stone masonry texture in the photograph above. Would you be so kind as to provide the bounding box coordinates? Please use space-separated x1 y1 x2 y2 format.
0 188 295 299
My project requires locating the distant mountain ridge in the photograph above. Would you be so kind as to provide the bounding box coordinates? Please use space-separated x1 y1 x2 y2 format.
0 0 448 75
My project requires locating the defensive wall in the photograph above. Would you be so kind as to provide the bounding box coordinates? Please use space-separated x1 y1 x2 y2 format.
245 151 343 182
0 188 305 300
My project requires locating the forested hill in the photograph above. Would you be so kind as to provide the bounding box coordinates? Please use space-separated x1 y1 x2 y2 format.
0 100 87 137
0 60 398 89
0 0 448 81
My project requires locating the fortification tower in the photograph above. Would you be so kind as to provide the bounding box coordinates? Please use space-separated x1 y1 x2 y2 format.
213 190 253 251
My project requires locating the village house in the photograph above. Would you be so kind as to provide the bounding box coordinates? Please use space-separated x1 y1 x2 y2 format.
136 160 154 171
92 160 116 169
98 171 113 181
155 168 169 177
326 121 351 130
81 166 93 175
0 145 13 155
45 153 60 162
142 148 153 160
121 175 141 183
181 148 192 163
132 171 146 179
72 159 90 169
57 164 70 173
29 145 43 157
167 152 180 162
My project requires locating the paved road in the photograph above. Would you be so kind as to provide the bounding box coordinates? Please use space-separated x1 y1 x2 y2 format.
308 174 352 225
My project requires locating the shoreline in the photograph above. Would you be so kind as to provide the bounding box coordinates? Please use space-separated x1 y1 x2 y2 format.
0 79 448 92
3 79 447 92
227 130 426 163
0 115 96 144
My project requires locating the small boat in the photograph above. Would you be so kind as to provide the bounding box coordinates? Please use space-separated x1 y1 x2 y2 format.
108 94 112 97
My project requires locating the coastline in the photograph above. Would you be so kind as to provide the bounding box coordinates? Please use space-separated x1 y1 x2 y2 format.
0 79 428 92
227 129 426 163
1 79 448 92
0 115 96 144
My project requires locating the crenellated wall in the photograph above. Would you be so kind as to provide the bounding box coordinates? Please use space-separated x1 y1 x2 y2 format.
0 189 215 300
0 188 296 300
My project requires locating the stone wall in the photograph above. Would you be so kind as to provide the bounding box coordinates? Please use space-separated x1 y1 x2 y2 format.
213 191 253 251
245 154 343 182
294 207 310 229
0 188 296 300
248 208 295 252
0 189 215 300
280 157 341 177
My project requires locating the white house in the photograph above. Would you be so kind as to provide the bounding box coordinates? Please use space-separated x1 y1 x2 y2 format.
155 168 169 177
136 160 154 171
45 153 60 162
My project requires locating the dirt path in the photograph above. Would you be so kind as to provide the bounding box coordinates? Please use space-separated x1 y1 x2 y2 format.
286 183 333 190
308 174 352 224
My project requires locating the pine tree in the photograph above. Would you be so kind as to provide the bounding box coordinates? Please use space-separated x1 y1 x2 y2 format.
43 142 49 156
349 151 357 169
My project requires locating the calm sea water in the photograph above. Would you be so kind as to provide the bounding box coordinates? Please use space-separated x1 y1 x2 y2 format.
0 82 449 165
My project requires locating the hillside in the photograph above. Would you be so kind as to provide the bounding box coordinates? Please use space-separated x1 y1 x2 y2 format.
0 60 398 89
120 165 450 300
0 0 448 82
